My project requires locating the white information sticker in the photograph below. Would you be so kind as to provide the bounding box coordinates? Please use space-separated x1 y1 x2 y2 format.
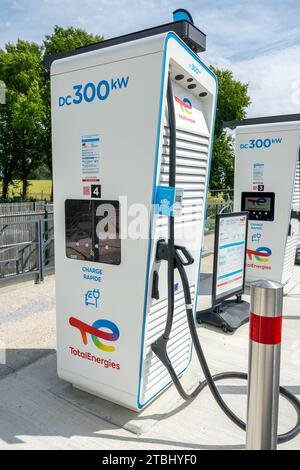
253 162 265 184
81 134 100 183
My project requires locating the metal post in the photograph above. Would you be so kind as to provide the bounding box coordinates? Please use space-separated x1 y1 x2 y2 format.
246 280 283 450
35 219 44 284
44 203 49 264
39 219 44 283
35 221 39 284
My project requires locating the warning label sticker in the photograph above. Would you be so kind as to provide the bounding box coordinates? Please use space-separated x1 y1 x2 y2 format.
253 162 265 190
253 163 264 184
81 134 100 182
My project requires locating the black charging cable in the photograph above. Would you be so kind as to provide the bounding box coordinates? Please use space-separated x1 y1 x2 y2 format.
151 74 300 444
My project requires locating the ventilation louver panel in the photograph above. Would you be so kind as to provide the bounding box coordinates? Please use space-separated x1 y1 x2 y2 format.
141 287 195 403
282 161 300 284
141 120 210 403
157 126 209 228
292 161 300 210
282 235 298 284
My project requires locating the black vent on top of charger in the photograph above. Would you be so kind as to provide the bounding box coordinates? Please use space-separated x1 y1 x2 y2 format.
44 20 206 70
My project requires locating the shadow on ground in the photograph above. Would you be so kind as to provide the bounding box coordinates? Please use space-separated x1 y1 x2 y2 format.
0 348 56 379
0 349 245 450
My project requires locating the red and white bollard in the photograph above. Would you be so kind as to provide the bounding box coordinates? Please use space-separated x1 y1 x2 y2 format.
246 280 283 450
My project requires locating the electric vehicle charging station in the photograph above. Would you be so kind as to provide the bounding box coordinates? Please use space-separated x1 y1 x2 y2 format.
226 116 300 285
48 13 217 411
46 10 300 445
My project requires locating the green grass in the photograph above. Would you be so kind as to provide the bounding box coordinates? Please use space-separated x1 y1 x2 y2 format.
0 180 52 201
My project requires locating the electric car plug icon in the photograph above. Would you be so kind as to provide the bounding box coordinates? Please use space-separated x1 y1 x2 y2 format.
160 198 171 216
252 233 262 243
85 289 100 308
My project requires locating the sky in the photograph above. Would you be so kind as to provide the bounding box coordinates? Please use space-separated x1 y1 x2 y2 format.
1 0 300 117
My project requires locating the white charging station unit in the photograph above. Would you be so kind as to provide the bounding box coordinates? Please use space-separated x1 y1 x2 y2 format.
234 120 300 285
50 31 217 410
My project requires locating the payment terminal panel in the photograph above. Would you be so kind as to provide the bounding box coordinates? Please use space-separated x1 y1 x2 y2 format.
241 192 275 222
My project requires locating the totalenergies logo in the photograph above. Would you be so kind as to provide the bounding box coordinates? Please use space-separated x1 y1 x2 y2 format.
247 246 272 263
248 197 267 207
175 96 193 115
69 317 120 352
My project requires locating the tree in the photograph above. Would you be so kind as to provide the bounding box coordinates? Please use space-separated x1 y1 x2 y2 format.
0 40 47 200
43 26 103 55
210 68 251 190
12 80 47 198
0 105 20 198
209 132 234 190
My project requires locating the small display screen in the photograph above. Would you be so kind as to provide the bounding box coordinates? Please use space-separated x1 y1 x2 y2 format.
241 192 275 222
65 199 121 265
244 196 271 212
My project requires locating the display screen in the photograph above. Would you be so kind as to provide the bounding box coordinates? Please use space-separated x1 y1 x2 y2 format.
213 213 248 303
65 199 121 265
241 192 275 221
244 196 271 212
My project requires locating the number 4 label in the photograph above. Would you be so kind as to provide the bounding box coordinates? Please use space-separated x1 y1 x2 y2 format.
91 185 101 199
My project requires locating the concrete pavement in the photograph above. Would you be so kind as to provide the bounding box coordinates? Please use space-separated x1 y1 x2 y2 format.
0 267 299 450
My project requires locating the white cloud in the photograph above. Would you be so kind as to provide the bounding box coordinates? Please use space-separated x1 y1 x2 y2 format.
0 21 11 28
206 43 300 118
76 16 89 25
9 0 25 11
231 44 300 117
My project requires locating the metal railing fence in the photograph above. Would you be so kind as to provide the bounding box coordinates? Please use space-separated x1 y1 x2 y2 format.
0 204 54 283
